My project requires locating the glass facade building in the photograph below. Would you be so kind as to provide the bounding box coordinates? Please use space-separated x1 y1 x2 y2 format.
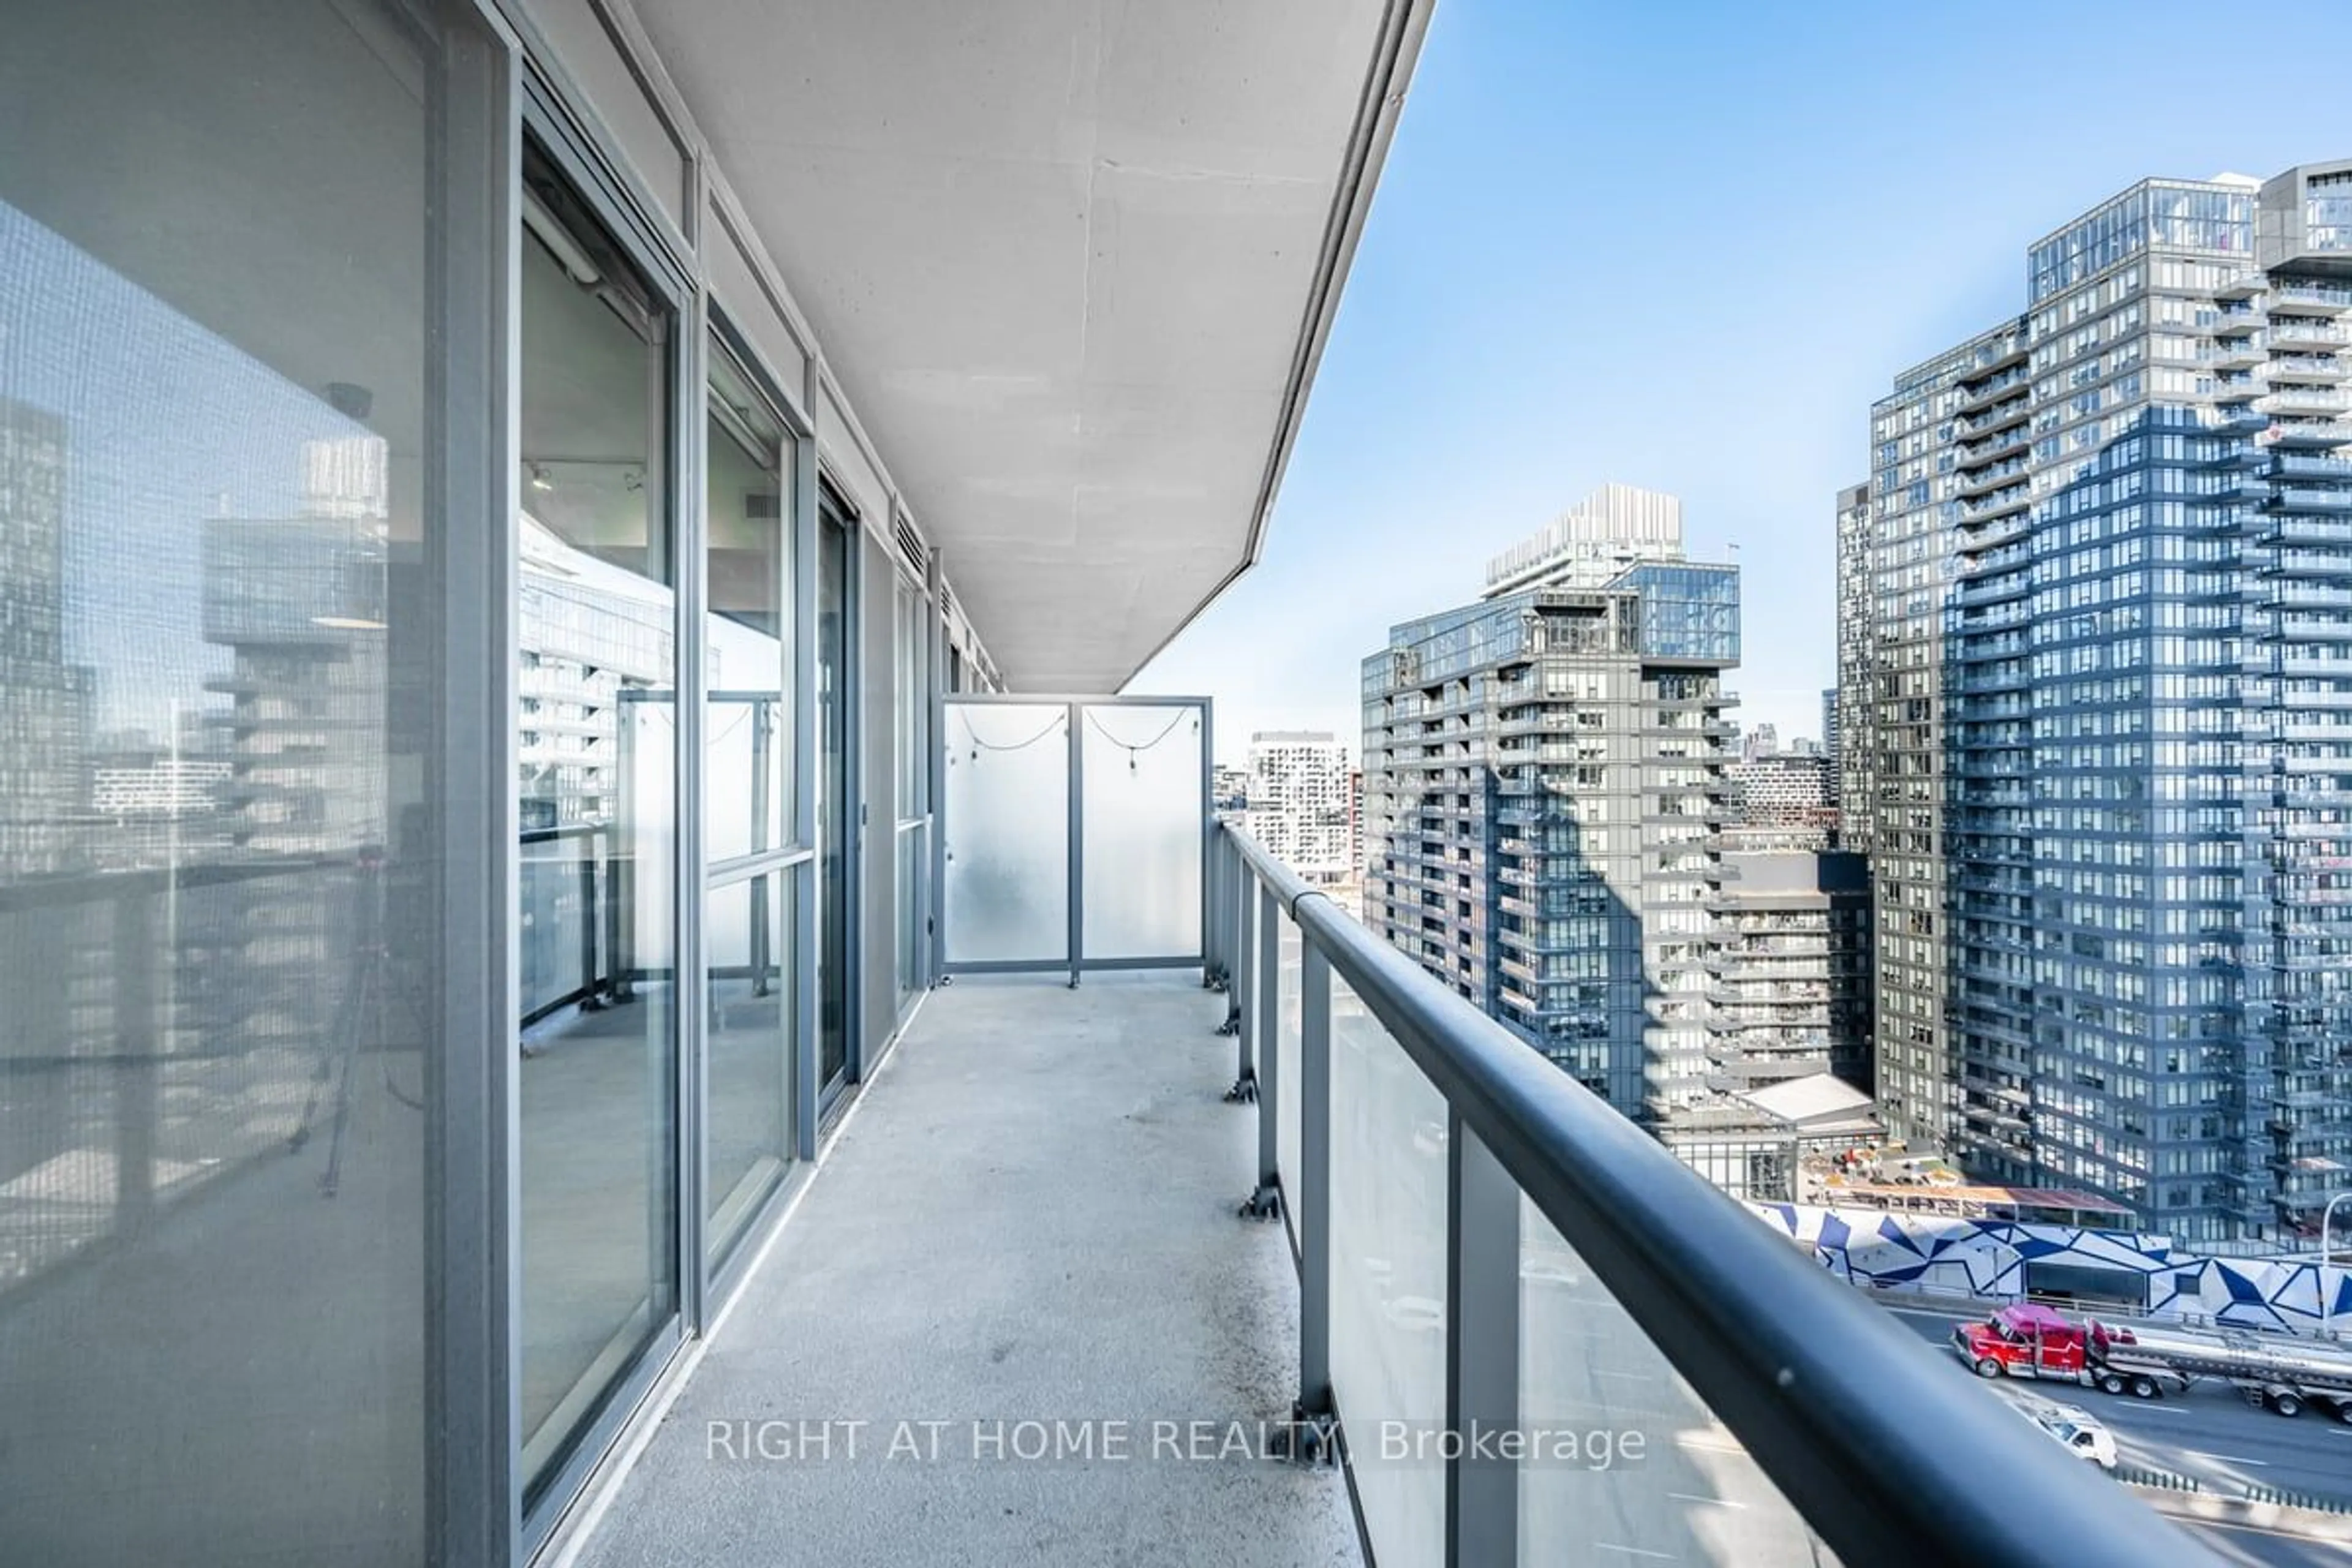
1362 487 1740 1119
1842 162 2352 1246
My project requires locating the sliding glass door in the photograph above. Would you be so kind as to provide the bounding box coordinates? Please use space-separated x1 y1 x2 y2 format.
513 134 680 1504
703 331 801 1273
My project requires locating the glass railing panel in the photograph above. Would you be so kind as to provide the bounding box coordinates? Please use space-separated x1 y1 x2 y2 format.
1276 912 1302 1250
521 828 597 1021
941 703 1069 963
1329 972 1447 1567
1518 1198 1833 1567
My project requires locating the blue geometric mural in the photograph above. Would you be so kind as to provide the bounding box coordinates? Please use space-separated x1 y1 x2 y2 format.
1749 1202 2352 1337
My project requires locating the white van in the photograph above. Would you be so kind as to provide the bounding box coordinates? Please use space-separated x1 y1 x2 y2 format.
2027 1402 2117 1469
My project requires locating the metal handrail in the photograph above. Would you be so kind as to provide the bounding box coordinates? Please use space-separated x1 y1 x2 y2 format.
1220 822 2212 1567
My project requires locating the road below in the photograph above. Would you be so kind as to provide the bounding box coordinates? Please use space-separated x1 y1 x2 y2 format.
1875 1301 2352 1506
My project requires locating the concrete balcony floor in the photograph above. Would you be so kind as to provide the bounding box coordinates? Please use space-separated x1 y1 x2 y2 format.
572 972 1357 1567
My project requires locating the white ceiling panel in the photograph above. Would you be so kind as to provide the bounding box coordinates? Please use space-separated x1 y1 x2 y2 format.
631 0 1424 690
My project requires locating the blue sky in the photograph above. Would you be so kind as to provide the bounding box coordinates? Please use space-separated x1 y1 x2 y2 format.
2 203 345 741
1136 0 2352 764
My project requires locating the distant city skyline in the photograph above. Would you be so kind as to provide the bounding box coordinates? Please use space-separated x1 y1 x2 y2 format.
1133 0 2352 760
1 198 365 741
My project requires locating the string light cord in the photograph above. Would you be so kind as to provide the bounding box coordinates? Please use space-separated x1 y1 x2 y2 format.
1085 708 1197 771
957 710 1068 758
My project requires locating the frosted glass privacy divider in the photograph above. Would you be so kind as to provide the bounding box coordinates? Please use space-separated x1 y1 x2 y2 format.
1327 972 1447 1568
1080 702 1204 960
942 703 1070 963
1518 1199 1831 1567
1276 914 1302 1250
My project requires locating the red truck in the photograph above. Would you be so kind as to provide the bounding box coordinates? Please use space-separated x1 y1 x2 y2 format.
1953 1304 2103 1384
1953 1302 2352 1419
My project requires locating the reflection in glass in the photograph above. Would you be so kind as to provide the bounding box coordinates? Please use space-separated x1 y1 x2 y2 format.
0 3 435 1559
705 344 790 865
515 138 679 1499
706 872 793 1269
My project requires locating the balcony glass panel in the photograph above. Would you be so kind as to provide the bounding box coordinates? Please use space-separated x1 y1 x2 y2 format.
522 825 602 1021
1278 911 1303 1245
1519 1200 1828 1566
943 703 1069 962
1080 702 1204 960
1330 972 1447 1566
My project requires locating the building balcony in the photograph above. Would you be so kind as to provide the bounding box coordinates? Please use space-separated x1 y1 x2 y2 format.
2263 386 2352 417
2209 336 2269 370
1955 513 2032 552
2264 614 2352 643
2266 547 2352 578
2273 320 2352 351
2215 272 2267 303
2270 486 2352 514
1953 666 2030 693
576 972 1350 1567
2274 282 2352 315
1957 489 2033 526
2200 475 2273 506
2271 355 2350 385
2258 416 2352 447
2268 581 2352 611
2272 452 2352 482
1954 372 2030 417
1962 339 2032 380
1954 462 2030 501
1955 398 2032 442
1956 545 2031 580
1956 427 2032 471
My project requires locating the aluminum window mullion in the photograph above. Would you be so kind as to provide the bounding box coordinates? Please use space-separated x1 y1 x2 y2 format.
924 554 945 988
428 9 518 1564
709 846 815 886
677 273 710 1341
790 382 820 1159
